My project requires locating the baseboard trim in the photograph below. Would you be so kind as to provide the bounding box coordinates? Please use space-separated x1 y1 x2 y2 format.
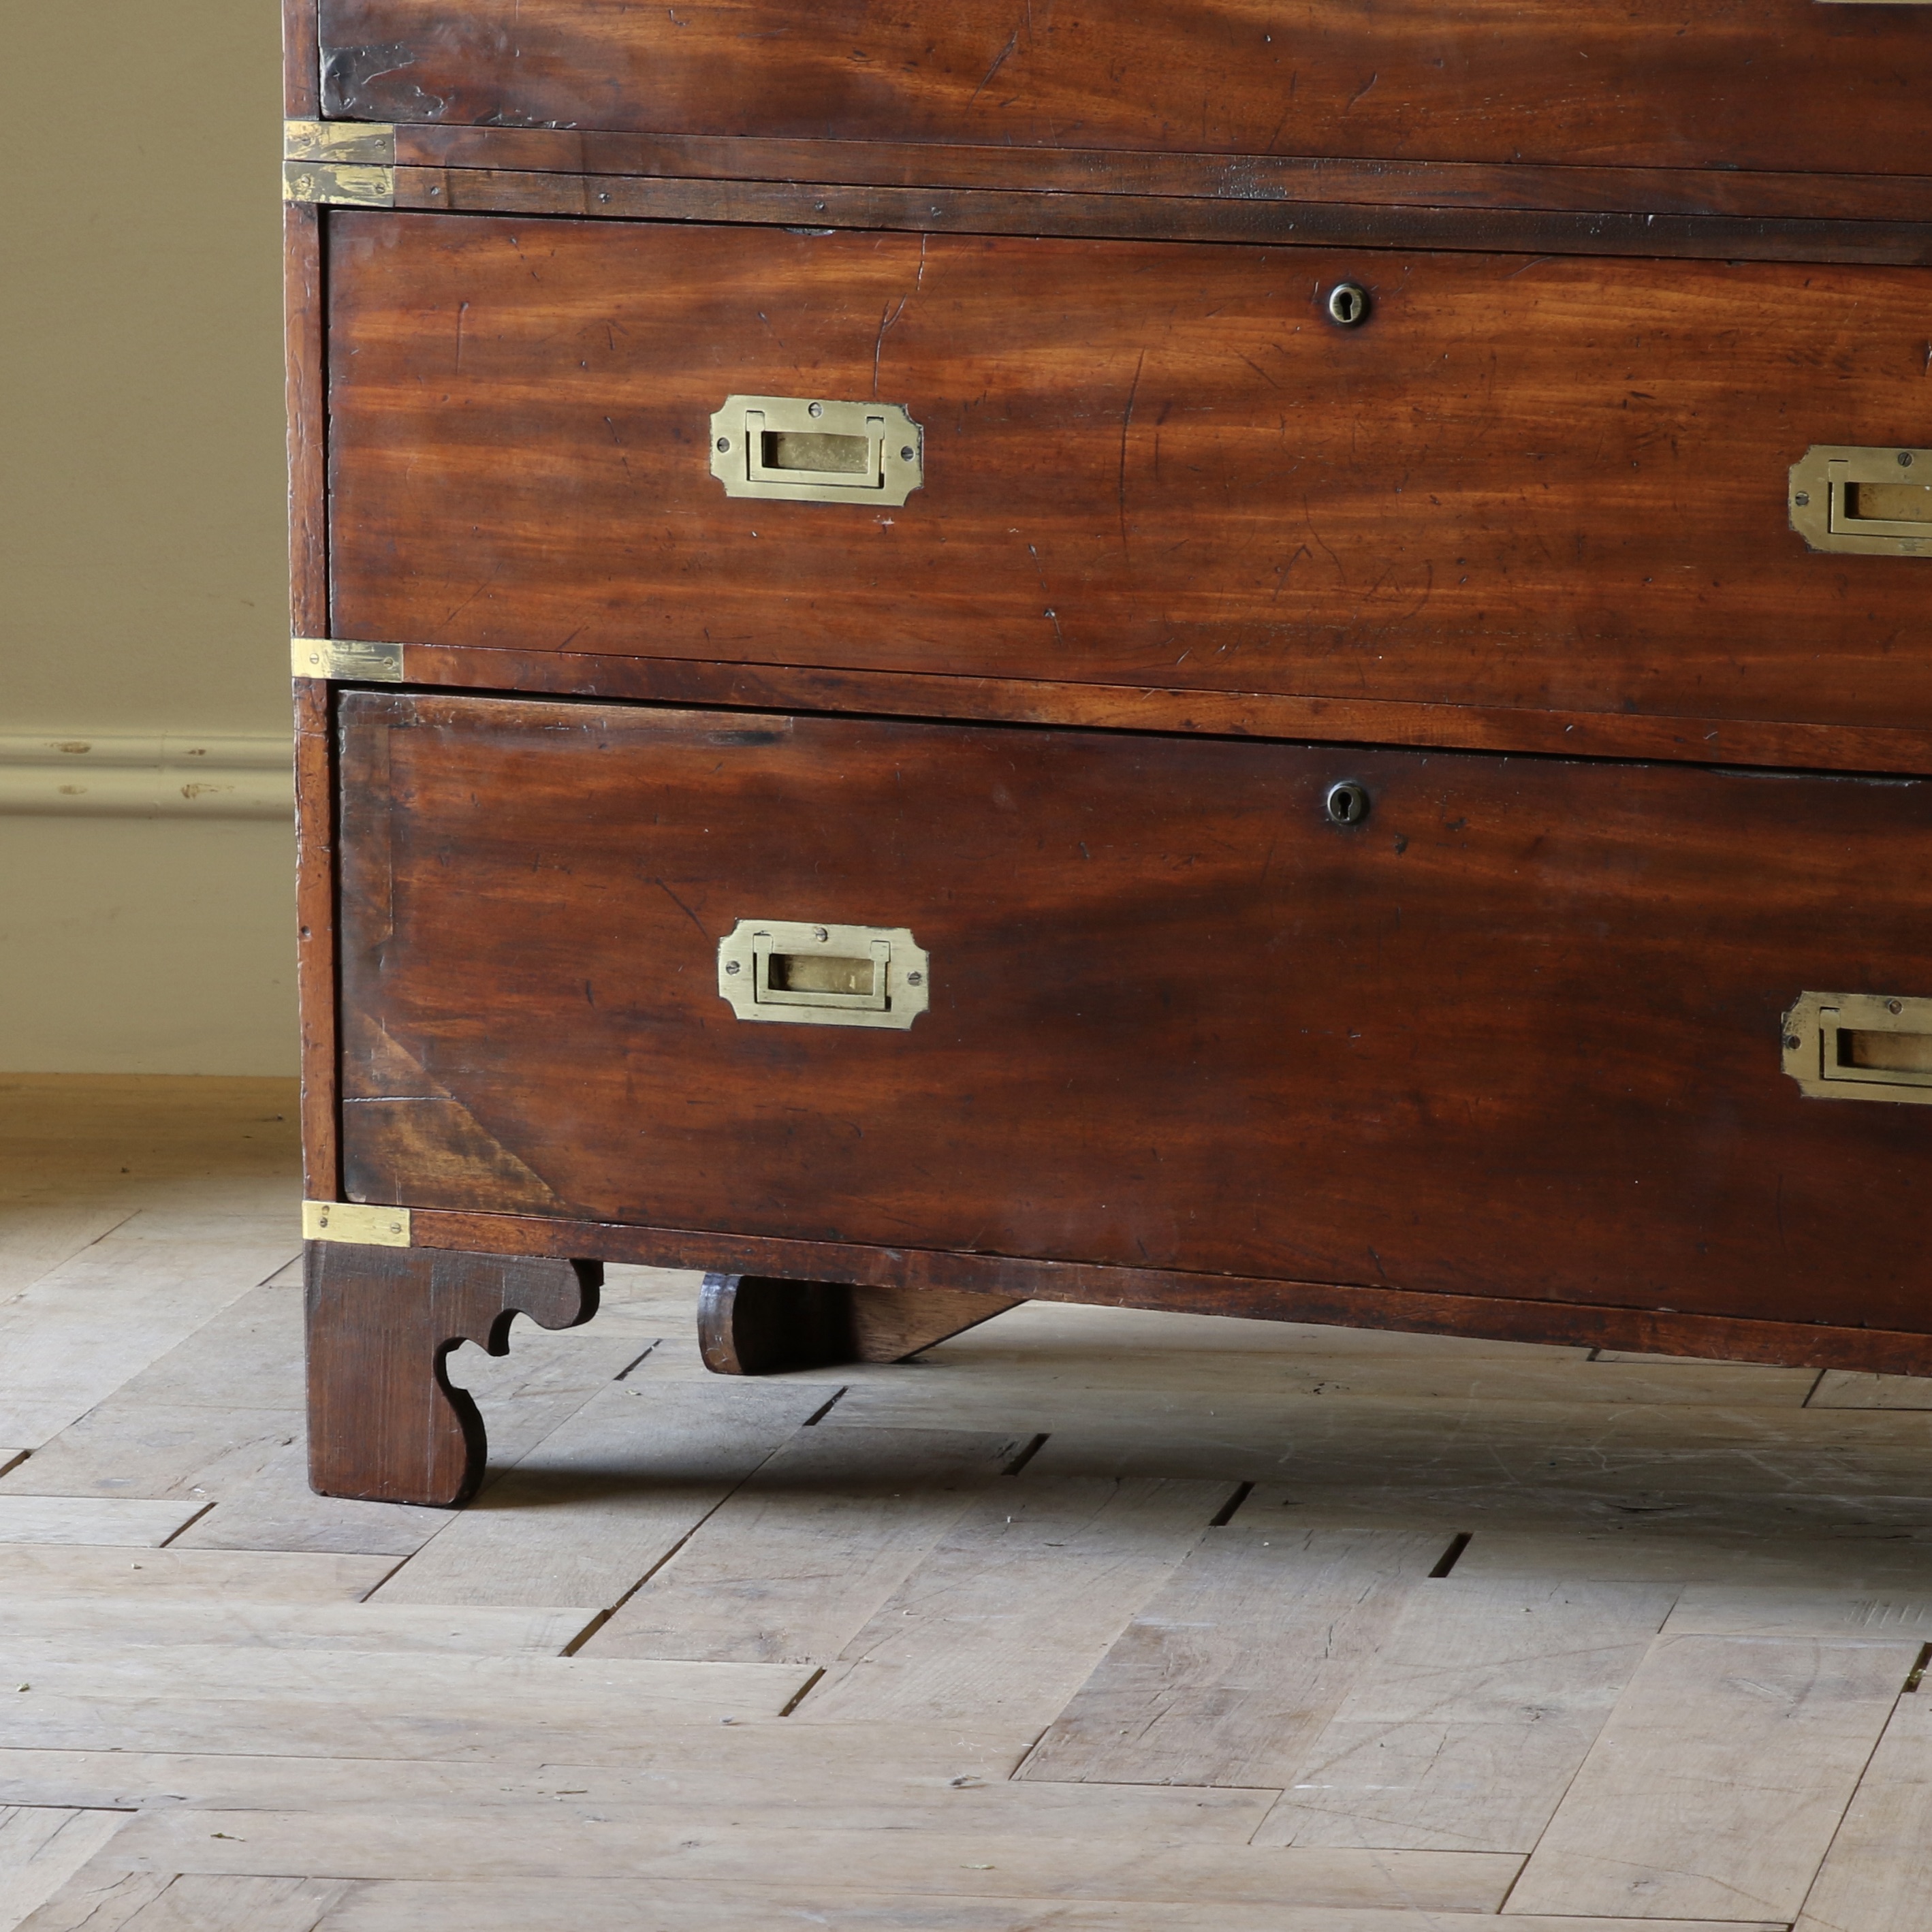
0 733 292 819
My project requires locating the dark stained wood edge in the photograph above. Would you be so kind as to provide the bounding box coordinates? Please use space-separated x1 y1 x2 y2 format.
697 1272 1025 1374
306 1243 601 1506
390 645 1932 782
408 1209 1932 1378
284 0 319 118
394 168 1932 267
288 174 333 1201
285 204 326 641
293 678 339 1202
392 124 1932 227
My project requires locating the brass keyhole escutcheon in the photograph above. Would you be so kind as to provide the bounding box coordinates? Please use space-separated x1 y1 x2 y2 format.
1326 283 1370 328
1325 780 1372 826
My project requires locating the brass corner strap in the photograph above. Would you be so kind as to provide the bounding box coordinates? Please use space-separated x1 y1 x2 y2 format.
284 120 397 206
304 1201 412 1247
293 639 406 682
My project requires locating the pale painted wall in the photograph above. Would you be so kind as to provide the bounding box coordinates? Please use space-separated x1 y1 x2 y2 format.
0 5 296 1073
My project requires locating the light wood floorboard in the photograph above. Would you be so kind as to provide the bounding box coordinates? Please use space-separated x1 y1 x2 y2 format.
0 1809 132 1932
581 1424 1026 1662
91 1807 1524 1907
1793 1695 1932 1932
799 1476 1235 1725
1018 1526 1446 1788
0 1500 210 1548
0 1726 1047 1810
1506 1632 1920 1920
0 1645 812 1764
310 1889 1783 1932
0 1548 394 1602
1664 1583 1932 1639
1254 1577 1676 1852
3 1076 1929 1925
0 1230 298 1451
18 1870 348 1932
0 1600 598 1654
370 1381 838 1609
1809 1369 1932 1410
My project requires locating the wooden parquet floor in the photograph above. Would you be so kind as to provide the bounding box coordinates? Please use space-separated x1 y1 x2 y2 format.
1 1075 1928 1930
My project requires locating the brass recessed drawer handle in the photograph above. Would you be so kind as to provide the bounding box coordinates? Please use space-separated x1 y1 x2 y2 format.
1790 447 1932 556
708 396 924 505
717 920 930 1030
1783 993 1932 1104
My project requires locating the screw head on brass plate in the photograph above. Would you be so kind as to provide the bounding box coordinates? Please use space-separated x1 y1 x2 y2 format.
302 1201 412 1246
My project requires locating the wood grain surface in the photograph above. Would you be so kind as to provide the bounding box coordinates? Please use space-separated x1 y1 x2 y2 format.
283 206 326 641
384 642 1932 781
1508 1633 1922 1920
385 168 1932 269
334 692 1932 1337
390 125 1932 227
408 1205 1932 1377
326 215 1932 736
284 0 319 118
315 0 1931 178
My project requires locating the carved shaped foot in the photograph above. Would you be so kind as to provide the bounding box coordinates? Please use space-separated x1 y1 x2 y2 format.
306 1242 602 1506
698 1273 1024 1374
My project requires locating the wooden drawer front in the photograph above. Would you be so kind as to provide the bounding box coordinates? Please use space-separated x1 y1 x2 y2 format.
317 0 1929 179
329 215 1932 737
336 691 1932 1335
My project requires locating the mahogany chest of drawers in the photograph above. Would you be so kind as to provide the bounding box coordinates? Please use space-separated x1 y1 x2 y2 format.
286 0 1932 1506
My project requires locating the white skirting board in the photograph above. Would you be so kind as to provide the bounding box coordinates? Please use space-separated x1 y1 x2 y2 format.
0 735 299 1073
0 734 292 819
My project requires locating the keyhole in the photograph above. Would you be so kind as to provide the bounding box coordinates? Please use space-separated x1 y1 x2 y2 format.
1326 283 1369 328
1325 780 1371 827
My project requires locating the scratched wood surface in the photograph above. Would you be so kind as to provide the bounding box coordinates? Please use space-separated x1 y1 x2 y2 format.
389 125 1932 227
3 1079 1929 1928
314 0 1930 179
332 691 1932 1337
326 215 1932 738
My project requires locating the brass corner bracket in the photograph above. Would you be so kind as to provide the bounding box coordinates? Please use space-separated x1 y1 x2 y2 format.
284 121 397 206
293 639 406 683
304 1201 413 1248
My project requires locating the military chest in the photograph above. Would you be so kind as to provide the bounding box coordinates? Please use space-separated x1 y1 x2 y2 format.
287 0 1932 1505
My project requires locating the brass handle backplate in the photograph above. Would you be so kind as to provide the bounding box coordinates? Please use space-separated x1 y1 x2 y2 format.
1790 447 1932 556
708 396 924 505
717 920 930 1029
1783 992 1932 1104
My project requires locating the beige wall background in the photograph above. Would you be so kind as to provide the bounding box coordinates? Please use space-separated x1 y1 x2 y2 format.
0 5 296 1073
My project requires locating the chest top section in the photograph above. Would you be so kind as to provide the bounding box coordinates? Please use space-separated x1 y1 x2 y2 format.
315 0 1931 179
